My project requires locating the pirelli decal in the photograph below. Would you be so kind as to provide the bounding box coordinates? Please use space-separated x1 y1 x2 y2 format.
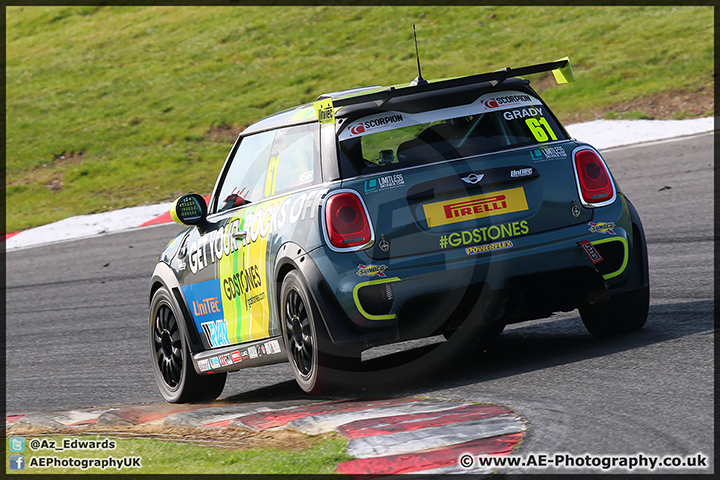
423 187 529 227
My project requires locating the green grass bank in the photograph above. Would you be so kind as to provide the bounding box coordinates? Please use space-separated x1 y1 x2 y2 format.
6 6 713 232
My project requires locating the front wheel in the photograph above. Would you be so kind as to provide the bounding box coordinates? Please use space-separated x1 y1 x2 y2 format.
149 286 226 403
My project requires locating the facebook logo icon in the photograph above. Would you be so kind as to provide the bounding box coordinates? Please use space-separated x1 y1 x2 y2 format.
10 455 25 470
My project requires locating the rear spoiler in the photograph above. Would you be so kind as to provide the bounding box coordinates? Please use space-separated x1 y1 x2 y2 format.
325 57 574 108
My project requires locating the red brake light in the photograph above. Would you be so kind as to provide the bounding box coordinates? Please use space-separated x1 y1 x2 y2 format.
325 192 373 250
574 149 614 205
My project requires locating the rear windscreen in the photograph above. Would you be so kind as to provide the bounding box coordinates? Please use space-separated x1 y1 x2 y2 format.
337 90 566 177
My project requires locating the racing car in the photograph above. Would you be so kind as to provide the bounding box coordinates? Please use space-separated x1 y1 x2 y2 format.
149 57 649 402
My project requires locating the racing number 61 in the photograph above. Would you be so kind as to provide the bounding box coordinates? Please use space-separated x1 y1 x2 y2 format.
526 117 558 142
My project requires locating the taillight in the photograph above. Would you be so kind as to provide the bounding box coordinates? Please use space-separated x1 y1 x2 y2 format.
324 191 373 250
574 149 615 206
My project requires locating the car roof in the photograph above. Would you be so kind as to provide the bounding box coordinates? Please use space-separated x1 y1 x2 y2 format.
241 59 572 136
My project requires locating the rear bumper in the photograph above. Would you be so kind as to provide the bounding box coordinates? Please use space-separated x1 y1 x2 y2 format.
308 198 644 348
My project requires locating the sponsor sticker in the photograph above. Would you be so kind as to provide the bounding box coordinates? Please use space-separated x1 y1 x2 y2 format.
364 173 405 193
356 264 387 278
241 350 250 360
482 93 535 109
588 222 616 234
265 339 281 354
439 220 529 249
201 319 231 348
465 240 513 255
531 146 567 162
345 113 407 138
579 240 604 264
314 98 335 125
423 187 529 227
198 359 210 372
248 346 258 359
231 351 242 363
510 168 533 178
210 357 221 368
218 354 231 367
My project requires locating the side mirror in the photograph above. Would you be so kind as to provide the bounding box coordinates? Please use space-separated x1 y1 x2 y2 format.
170 193 208 226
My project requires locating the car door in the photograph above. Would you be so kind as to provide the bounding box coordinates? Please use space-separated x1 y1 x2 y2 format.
180 122 322 352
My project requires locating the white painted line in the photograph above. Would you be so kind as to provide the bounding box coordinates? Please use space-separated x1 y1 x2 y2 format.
345 414 526 459
287 400 469 435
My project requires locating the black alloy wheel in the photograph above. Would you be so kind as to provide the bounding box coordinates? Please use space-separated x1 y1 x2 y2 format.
285 285 314 380
153 303 183 388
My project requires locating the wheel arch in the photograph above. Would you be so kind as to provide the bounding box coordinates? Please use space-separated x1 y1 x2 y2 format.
149 262 204 354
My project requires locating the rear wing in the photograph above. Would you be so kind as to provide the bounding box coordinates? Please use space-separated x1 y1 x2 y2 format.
323 57 574 109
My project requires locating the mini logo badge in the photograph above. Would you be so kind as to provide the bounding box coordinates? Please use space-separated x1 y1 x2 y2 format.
588 222 616 234
461 173 484 185
357 264 387 277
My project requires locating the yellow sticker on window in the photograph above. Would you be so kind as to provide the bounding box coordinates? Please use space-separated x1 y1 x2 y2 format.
423 187 529 227
314 98 335 124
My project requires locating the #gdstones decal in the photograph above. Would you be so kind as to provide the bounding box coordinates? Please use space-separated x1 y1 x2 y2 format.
439 220 529 250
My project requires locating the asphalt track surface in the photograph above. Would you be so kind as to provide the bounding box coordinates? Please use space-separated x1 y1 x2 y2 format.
5 133 714 474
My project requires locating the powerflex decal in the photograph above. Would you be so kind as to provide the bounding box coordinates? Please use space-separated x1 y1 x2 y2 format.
465 241 513 255
356 264 387 278
438 220 529 250
423 188 529 228
201 319 231 348
588 222 616 234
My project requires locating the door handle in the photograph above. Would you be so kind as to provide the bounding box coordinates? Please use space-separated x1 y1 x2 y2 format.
232 231 247 241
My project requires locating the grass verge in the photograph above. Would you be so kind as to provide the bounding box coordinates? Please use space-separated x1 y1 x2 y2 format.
6 433 353 474
6 5 713 232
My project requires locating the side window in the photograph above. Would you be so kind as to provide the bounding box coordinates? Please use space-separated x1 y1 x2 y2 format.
216 130 274 213
216 123 320 214
264 123 319 198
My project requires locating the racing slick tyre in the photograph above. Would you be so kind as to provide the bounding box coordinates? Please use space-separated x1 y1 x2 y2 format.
579 286 649 337
280 270 357 394
580 220 650 337
149 286 226 403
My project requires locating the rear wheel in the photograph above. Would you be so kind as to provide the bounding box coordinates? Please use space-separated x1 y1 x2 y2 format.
149 286 226 403
280 271 357 394
580 286 649 337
